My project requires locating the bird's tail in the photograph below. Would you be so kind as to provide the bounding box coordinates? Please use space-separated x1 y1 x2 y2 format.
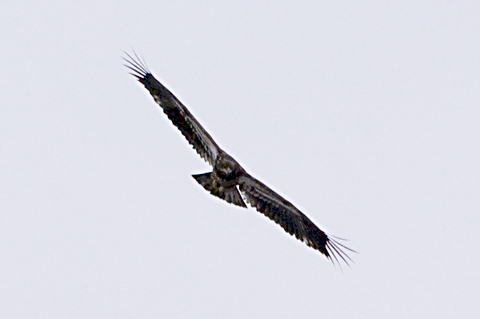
192 172 247 208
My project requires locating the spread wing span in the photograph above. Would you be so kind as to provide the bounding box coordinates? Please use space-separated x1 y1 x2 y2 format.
124 51 355 267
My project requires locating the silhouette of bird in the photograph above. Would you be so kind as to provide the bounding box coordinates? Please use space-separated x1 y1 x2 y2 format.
124 52 354 266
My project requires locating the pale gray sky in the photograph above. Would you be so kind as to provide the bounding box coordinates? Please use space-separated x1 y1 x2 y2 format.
1 1 479 318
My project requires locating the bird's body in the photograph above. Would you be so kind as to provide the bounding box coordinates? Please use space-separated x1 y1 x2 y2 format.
124 52 353 266
193 149 248 208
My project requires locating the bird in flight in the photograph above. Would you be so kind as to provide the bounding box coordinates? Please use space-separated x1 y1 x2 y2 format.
124 52 354 266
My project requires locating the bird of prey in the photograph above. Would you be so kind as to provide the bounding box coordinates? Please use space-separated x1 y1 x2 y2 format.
124 52 354 266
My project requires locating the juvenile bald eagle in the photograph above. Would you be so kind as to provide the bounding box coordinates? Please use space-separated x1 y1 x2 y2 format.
124 52 354 266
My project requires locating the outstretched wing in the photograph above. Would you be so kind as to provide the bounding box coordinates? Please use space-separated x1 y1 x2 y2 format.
239 174 354 266
124 52 221 166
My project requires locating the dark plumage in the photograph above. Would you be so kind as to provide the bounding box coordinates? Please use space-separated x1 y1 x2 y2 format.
124 52 354 266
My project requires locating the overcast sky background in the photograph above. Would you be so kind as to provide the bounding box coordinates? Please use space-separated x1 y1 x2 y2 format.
1 1 479 318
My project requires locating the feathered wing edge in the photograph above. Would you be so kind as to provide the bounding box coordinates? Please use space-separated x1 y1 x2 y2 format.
123 51 221 166
239 174 355 267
